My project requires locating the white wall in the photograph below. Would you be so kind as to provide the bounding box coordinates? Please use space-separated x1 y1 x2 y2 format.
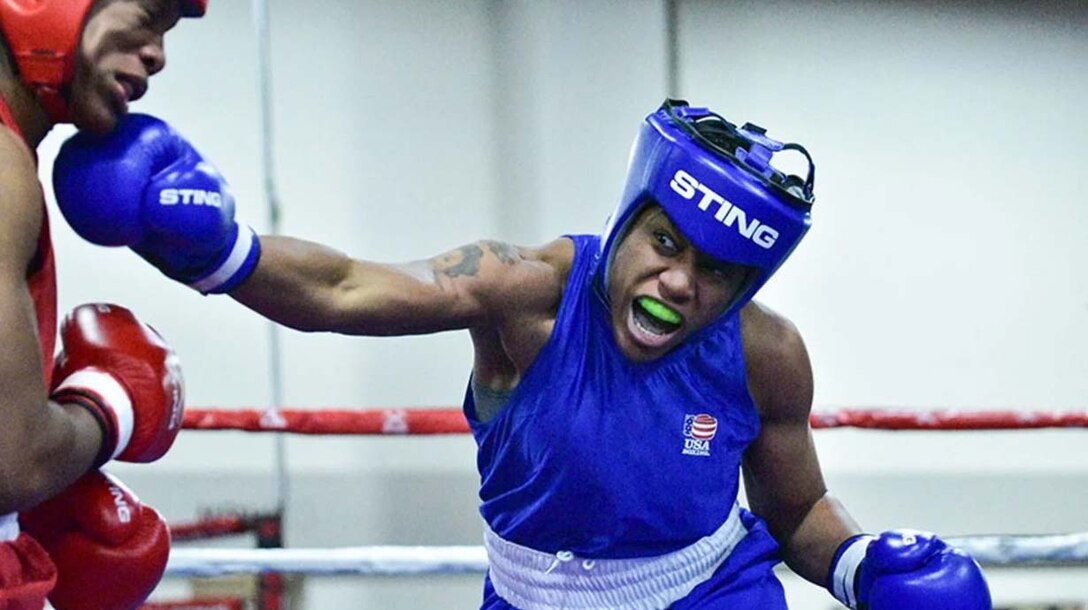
678 1 1088 607
34 0 1088 608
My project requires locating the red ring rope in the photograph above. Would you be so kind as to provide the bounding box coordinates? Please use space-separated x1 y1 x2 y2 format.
141 599 243 610
181 407 1088 434
169 515 252 542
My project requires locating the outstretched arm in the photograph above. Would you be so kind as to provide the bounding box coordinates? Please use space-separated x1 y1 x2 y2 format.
230 236 563 336
51 114 566 337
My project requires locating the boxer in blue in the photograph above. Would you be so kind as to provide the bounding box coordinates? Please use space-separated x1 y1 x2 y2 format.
52 100 993 609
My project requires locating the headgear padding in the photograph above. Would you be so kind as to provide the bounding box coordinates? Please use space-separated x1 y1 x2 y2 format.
598 99 814 319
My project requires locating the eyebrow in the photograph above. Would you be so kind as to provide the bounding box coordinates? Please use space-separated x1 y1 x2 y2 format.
647 213 691 251
643 208 748 276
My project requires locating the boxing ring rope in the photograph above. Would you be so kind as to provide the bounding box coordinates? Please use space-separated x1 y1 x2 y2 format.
166 546 489 578
181 406 1088 434
149 405 1088 608
143 599 243 610
161 534 1088 578
170 515 255 542
161 406 1088 578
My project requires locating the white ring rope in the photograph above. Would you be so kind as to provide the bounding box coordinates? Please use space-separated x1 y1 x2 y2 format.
949 532 1088 566
167 546 488 577
165 534 1088 577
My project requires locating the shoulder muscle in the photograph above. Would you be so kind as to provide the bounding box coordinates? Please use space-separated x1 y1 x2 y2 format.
740 301 814 423
430 237 571 326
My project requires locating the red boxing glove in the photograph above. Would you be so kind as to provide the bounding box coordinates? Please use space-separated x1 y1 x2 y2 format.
19 470 171 610
51 303 184 465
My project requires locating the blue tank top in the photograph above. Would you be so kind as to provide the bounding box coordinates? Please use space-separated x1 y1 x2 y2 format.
465 234 761 560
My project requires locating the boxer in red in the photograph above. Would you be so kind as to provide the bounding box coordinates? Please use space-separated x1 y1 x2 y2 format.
0 2 207 607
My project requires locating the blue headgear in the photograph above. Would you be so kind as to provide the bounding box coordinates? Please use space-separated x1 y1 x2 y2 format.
597 99 815 319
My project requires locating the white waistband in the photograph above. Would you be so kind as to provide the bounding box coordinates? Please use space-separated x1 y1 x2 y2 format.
0 512 19 542
484 504 746 610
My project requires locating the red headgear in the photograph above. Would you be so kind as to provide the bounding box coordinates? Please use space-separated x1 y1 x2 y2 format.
0 0 208 122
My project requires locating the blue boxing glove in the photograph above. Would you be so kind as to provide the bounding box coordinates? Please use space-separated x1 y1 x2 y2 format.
828 530 992 609
53 114 260 294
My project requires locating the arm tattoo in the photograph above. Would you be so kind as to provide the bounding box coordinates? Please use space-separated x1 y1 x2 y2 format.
435 244 484 279
483 240 519 265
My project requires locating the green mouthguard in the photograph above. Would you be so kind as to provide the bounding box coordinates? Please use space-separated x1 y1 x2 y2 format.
637 297 681 325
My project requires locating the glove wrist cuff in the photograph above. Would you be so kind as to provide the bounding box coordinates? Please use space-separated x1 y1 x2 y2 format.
828 534 876 609
189 224 261 294
0 513 18 542
53 369 134 464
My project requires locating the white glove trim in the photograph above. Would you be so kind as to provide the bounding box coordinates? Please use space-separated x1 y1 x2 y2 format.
831 535 876 609
0 513 19 542
190 224 256 293
55 369 134 461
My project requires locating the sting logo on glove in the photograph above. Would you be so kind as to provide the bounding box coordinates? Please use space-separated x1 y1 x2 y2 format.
55 113 263 294
108 484 132 524
159 187 223 207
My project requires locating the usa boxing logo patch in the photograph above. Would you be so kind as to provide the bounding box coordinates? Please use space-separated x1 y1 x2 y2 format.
682 413 718 457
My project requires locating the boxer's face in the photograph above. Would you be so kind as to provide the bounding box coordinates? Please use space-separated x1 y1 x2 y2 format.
69 0 182 134
607 206 751 363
